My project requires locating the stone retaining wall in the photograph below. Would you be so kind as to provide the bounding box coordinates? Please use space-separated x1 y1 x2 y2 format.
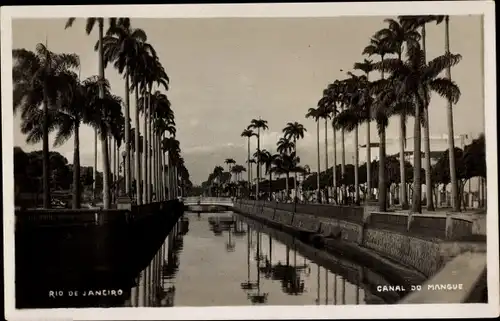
363 228 443 276
233 200 482 277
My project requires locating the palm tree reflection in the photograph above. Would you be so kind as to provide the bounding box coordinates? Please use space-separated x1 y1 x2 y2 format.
315 264 321 305
226 224 235 252
240 225 258 291
246 230 268 304
233 217 247 237
158 231 185 307
179 216 190 236
279 247 305 296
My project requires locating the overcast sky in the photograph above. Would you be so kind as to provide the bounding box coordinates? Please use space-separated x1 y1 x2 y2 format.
12 15 484 185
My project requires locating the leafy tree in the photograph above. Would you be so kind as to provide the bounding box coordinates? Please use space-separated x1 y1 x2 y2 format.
13 43 79 208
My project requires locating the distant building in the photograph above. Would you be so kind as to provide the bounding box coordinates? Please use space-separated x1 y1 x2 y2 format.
358 134 474 166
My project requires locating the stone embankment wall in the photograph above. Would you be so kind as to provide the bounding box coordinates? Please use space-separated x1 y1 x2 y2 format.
234 200 483 278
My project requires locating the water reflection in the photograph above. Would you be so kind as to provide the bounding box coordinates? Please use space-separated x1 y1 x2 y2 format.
126 217 188 307
126 212 401 307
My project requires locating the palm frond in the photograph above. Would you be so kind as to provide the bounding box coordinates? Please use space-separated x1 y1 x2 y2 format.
429 78 461 104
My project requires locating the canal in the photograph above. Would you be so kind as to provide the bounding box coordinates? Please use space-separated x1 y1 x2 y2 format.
120 211 400 307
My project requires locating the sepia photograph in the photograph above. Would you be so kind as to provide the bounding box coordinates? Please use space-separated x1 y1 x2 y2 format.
1 1 498 320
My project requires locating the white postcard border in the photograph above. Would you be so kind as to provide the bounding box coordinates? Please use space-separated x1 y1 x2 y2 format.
2 1 498 320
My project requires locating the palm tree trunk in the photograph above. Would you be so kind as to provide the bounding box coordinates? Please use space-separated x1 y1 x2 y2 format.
332 121 337 203
269 171 273 200
174 165 178 198
247 138 251 197
366 126 371 202
116 141 120 198
169 157 174 199
420 24 434 211
378 66 387 212
42 91 51 209
93 130 97 205
134 86 142 205
72 122 81 209
378 127 387 212
98 19 111 210
148 88 153 202
160 142 164 201
158 137 162 199
324 118 329 204
143 92 148 204
412 96 424 213
164 151 167 200
166 152 170 200
250 163 253 186
285 172 289 199
365 73 372 202
108 136 112 203
124 68 131 196
293 137 298 201
158 136 162 200
354 125 359 204
423 112 434 210
444 16 459 212
152 130 156 201
160 136 163 199
156 134 160 200
113 139 117 200
316 120 321 202
256 130 260 199
341 106 346 204
131 149 135 183
399 115 408 209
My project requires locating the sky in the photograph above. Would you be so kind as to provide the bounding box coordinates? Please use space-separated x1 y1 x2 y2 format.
12 15 484 185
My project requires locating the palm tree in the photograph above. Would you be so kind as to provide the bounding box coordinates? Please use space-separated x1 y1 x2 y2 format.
375 18 421 209
248 158 257 190
51 72 95 209
442 15 460 212
320 81 341 203
333 73 370 204
231 164 246 195
276 137 295 155
260 150 279 200
353 59 375 202
153 94 175 200
224 158 236 181
146 59 169 203
99 18 148 197
212 166 224 197
363 34 393 211
247 118 269 200
274 151 302 201
276 138 294 200
148 90 172 201
283 121 307 201
376 42 461 213
162 137 180 199
65 17 124 209
317 104 332 203
109 111 125 202
129 40 160 204
241 129 256 197
84 76 125 203
12 43 80 209
305 107 322 203
399 15 446 211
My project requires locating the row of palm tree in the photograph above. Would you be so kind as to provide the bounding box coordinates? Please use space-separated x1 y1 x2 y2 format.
200 15 464 214
312 15 461 213
13 17 192 210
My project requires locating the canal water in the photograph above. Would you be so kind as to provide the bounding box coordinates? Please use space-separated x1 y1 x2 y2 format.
122 211 399 307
